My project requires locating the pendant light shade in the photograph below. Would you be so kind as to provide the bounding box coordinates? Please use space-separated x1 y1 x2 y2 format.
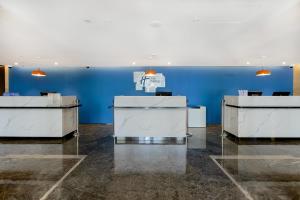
145 69 156 76
32 68 46 77
256 56 271 77
256 69 271 76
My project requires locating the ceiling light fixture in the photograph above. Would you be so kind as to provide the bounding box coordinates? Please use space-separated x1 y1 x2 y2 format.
14 62 19 66
83 19 92 23
256 56 271 77
145 69 157 76
256 69 271 76
32 68 46 77
150 20 162 28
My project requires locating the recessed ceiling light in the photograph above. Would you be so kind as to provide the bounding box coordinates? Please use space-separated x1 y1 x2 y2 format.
208 20 241 24
103 19 112 23
14 62 18 66
192 17 201 23
83 19 92 24
150 21 162 28
54 62 58 66
167 62 171 65
282 61 286 65
149 54 157 60
246 61 250 65
132 62 136 65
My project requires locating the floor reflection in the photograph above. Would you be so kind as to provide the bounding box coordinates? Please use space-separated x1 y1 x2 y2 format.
0 135 79 156
222 133 300 157
0 155 83 200
213 156 300 200
213 133 300 200
3 125 300 199
114 128 208 174
188 128 206 149
114 144 187 174
0 135 85 200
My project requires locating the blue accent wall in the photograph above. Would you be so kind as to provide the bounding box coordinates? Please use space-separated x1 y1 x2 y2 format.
9 66 293 124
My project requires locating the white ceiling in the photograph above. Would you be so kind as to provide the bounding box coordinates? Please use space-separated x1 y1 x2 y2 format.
0 0 299 67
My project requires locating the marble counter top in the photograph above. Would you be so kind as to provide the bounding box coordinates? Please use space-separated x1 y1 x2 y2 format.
224 96 300 107
0 96 77 107
114 96 186 108
0 105 80 109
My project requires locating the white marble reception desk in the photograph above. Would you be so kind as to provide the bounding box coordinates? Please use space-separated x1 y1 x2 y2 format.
223 96 300 138
0 96 79 137
114 96 187 138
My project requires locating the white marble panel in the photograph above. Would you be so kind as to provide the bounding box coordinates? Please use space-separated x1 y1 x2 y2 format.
188 107 206 127
224 106 239 137
238 108 300 138
224 96 300 138
62 108 77 135
114 108 187 137
224 107 300 138
114 96 186 107
0 109 62 137
0 96 78 137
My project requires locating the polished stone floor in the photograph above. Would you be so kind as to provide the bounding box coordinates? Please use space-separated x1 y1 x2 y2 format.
1 125 300 200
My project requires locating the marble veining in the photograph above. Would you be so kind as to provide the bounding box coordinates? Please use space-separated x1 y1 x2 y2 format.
224 96 300 138
114 96 187 137
0 96 78 137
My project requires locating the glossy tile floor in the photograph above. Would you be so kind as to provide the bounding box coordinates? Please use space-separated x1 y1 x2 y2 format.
1 125 300 200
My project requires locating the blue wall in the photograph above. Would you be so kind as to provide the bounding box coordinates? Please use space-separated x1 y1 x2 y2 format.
9 66 293 124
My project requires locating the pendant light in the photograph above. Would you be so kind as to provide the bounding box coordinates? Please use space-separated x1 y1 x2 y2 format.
256 56 271 77
256 69 271 76
145 69 156 76
32 68 46 77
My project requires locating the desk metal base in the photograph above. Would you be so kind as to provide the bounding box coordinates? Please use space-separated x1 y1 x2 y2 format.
114 136 187 145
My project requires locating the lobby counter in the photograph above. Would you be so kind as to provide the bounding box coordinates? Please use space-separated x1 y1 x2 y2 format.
223 96 300 138
114 96 187 139
0 96 79 137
